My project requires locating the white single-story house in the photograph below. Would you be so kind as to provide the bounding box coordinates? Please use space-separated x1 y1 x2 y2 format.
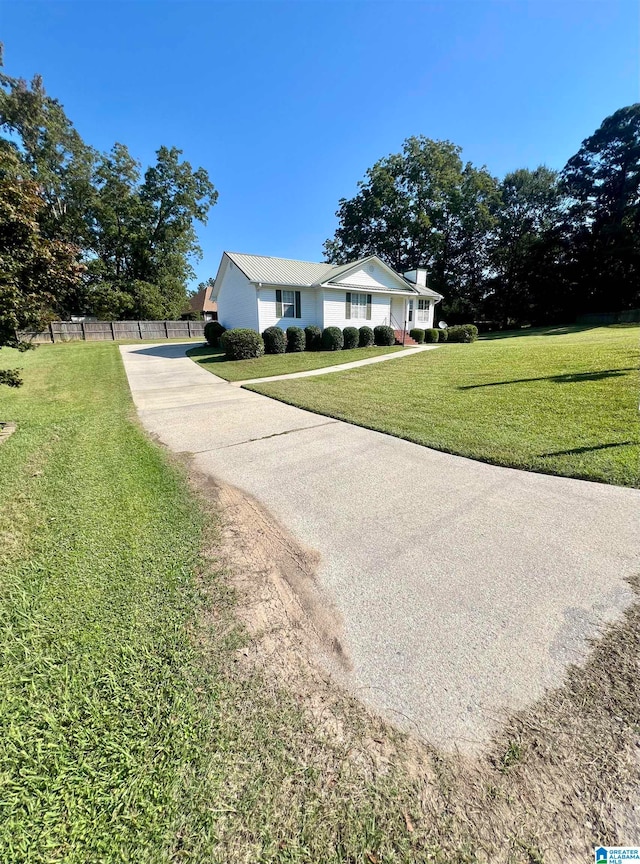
211 252 443 338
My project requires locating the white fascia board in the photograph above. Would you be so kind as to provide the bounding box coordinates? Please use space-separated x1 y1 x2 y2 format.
319 282 420 297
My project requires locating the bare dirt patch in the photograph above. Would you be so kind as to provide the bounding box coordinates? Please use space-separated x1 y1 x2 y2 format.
187 463 640 863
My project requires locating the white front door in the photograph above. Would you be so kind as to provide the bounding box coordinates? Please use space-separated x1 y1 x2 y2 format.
406 300 414 329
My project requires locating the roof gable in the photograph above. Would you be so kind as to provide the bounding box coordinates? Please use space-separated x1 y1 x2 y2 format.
321 257 410 292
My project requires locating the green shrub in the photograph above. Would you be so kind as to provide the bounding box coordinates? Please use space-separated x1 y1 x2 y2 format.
305 325 322 351
286 326 306 352
438 328 448 343
204 320 226 347
424 328 439 343
374 325 395 346
343 327 359 350
221 328 264 360
321 326 344 351
409 328 425 344
447 324 478 343
358 326 374 347
262 326 286 354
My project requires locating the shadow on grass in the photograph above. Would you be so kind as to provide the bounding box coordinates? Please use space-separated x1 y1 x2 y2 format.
539 441 636 457
459 368 635 389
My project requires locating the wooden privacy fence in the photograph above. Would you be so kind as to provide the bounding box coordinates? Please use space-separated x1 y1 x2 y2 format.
18 320 206 344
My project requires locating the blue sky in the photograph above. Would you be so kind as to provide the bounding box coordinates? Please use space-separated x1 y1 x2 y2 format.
2 0 638 287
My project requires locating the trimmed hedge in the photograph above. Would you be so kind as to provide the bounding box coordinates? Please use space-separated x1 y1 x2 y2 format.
358 326 374 347
262 326 286 354
221 328 264 360
204 320 226 347
322 326 344 351
409 328 425 344
437 328 448 343
424 328 439 343
286 326 306 352
305 325 322 351
446 324 478 343
374 325 395 346
343 326 359 350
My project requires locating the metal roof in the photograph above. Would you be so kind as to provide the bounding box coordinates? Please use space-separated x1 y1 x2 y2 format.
224 251 442 299
226 252 335 286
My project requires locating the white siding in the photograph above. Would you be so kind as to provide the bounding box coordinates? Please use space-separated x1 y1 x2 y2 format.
257 287 321 332
329 261 406 292
215 258 259 330
321 289 391 330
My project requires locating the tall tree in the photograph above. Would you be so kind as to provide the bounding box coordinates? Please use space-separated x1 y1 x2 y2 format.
324 137 500 318
0 46 95 246
561 103 640 311
485 167 564 324
84 145 218 319
0 144 84 385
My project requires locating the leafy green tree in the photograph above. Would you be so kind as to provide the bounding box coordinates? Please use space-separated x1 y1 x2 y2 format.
0 144 84 385
485 167 564 324
561 103 640 311
0 46 95 246
86 144 218 319
324 137 500 318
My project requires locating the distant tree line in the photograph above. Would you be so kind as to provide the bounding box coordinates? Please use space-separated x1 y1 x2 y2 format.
0 46 217 356
324 105 640 327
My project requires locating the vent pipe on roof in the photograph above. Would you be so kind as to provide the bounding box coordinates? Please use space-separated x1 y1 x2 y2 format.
403 268 428 287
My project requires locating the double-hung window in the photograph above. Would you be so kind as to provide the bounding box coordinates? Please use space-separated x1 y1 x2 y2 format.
346 292 372 320
276 289 301 319
416 298 430 323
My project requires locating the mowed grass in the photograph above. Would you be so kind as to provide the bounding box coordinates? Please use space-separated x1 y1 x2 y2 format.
250 324 640 487
0 342 225 862
0 342 463 863
187 343 404 381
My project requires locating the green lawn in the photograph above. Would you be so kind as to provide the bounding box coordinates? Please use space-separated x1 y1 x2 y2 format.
1 340 637 862
187 343 404 381
0 342 451 862
249 324 640 487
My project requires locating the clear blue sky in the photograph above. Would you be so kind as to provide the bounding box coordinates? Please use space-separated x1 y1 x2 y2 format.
2 0 638 288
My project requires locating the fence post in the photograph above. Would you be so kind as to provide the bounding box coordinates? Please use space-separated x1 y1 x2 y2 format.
138 321 142 339
187 320 192 337
50 322 56 343
81 322 86 341
110 321 115 341
165 321 168 338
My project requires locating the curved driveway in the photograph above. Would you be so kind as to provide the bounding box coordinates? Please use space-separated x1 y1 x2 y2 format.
120 343 639 750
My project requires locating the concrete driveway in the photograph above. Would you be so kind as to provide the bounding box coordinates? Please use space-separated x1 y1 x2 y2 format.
120 342 640 750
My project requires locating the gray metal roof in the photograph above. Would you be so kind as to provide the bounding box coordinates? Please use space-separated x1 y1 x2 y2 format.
224 251 442 298
226 252 335 286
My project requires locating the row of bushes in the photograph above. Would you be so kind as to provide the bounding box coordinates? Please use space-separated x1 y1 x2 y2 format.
210 324 398 361
205 320 479 360
408 324 478 344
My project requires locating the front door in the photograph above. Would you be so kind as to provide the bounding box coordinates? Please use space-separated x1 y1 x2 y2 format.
406 300 414 328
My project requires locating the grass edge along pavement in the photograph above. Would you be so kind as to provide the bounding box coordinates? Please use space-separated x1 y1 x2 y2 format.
248 324 640 487
187 342 405 381
1 340 639 863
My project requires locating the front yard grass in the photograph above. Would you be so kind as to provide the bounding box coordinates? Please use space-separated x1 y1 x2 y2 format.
1 340 639 862
249 324 640 487
187 343 404 381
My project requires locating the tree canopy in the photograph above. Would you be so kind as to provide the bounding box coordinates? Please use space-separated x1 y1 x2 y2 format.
0 47 218 344
325 105 640 325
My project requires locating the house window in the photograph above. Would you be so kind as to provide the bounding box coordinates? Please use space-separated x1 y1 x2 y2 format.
346 292 371 320
416 298 430 323
282 290 295 318
276 289 301 318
